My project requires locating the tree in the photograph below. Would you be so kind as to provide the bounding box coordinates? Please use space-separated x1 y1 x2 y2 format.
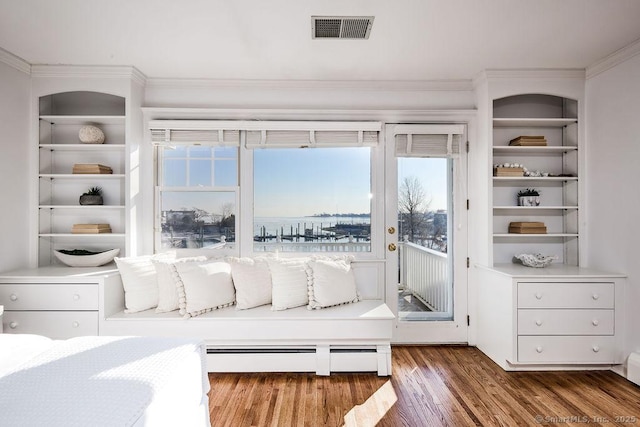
398 176 431 243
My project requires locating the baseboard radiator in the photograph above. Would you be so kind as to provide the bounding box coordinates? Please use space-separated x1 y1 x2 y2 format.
204 345 391 376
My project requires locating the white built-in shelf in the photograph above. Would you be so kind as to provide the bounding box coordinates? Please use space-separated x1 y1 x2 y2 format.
39 115 126 125
492 118 578 128
39 144 125 151
39 205 125 210
492 146 578 154
39 174 125 179
493 176 578 182
493 206 578 211
493 233 579 238
38 233 126 238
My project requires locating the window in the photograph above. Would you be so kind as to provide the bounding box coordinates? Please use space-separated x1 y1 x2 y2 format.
157 145 238 249
152 120 381 255
253 147 372 252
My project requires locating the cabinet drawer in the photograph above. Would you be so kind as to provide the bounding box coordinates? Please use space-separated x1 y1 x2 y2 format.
517 309 614 335
517 282 614 309
2 311 98 339
0 284 98 310
518 336 615 363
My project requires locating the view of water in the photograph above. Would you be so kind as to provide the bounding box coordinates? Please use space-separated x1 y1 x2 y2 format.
254 215 370 240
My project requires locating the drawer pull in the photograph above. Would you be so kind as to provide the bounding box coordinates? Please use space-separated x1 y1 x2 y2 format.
73 294 80 301
9 321 18 329
592 293 600 300
72 321 80 328
592 319 599 326
535 293 543 300
592 346 600 353
535 320 543 326
9 294 18 301
536 346 543 353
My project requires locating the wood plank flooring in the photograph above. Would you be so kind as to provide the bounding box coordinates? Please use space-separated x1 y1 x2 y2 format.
208 346 640 427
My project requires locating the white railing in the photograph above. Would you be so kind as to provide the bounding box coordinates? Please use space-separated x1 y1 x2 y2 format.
400 241 451 313
253 241 371 252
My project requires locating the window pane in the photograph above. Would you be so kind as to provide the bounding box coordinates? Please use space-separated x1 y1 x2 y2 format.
160 191 235 249
163 158 186 186
253 147 371 252
189 146 212 158
214 159 237 186
215 146 238 159
163 146 187 159
189 159 212 186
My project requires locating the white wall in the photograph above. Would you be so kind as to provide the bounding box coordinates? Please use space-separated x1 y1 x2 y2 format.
585 52 640 362
0 59 31 272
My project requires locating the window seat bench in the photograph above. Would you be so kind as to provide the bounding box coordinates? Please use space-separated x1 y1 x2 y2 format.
100 274 394 376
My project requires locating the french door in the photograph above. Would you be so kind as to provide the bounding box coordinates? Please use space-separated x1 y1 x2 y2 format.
384 124 468 343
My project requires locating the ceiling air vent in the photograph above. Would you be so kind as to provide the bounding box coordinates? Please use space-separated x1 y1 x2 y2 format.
311 16 374 40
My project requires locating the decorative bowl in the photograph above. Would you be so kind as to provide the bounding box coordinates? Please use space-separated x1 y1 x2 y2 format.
54 248 119 267
78 125 105 144
513 253 557 268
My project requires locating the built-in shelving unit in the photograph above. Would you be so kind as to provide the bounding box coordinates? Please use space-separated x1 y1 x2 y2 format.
491 94 579 266
38 92 127 266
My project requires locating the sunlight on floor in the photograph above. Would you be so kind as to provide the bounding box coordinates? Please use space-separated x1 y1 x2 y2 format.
343 380 398 427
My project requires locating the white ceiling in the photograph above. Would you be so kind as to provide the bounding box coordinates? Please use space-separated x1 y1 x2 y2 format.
1 0 640 81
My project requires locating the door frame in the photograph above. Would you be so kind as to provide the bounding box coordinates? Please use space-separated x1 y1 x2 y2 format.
384 123 469 344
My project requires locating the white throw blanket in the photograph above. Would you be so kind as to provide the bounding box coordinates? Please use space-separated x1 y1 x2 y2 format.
0 335 210 427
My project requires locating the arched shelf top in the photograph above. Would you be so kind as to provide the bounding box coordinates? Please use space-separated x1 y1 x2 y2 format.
493 94 577 121
39 91 125 116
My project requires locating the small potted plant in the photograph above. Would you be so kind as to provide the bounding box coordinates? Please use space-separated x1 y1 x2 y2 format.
79 186 103 205
517 188 540 206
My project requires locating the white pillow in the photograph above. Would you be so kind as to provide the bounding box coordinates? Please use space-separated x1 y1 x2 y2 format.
307 258 360 309
152 256 207 313
114 253 175 313
175 260 235 318
227 257 272 310
268 258 311 311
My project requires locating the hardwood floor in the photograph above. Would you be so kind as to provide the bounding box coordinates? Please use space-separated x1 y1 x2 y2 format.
208 346 640 427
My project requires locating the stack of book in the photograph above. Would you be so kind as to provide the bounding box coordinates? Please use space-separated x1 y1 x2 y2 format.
508 221 547 234
72 163 113 174
509 136 547 146
494 166 524 177
71 223 112 234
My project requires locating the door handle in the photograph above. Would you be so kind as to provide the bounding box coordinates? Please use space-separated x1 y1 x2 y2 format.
387 226 396 234
388 243 397 252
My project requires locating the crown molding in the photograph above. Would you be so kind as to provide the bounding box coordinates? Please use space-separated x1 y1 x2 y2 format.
0 47 31 74
586 38 640 79
145 78 473 92
479 68 585 82
31 65 146 86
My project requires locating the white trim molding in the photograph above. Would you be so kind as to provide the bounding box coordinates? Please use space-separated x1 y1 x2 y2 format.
146 78 473 92
474 68 586 88
586 37 640 79
31 65 146 86
0 46 31 74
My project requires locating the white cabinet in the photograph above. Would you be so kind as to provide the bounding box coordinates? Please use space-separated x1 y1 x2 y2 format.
38 92 127 266
0 266 119 339
492 94 580 266
476 264 625 370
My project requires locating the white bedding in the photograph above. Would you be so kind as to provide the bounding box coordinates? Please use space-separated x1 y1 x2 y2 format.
0 335 211 427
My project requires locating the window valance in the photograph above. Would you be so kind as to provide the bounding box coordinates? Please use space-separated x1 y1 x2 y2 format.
244 121 381 148
149 120 241 146
394 124 465 158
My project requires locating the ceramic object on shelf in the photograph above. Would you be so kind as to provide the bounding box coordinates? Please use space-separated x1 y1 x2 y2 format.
78 125 105 144
54 248 120 267
513 253 558 268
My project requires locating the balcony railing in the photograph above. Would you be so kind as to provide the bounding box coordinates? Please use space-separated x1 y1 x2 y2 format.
399 241 451 314
253 241 371 252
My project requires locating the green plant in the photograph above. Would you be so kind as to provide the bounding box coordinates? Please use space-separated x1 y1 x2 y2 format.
81 186 103 196
517 188 539 197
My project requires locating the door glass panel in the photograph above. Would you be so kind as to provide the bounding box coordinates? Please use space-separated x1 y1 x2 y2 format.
397 157 453 321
